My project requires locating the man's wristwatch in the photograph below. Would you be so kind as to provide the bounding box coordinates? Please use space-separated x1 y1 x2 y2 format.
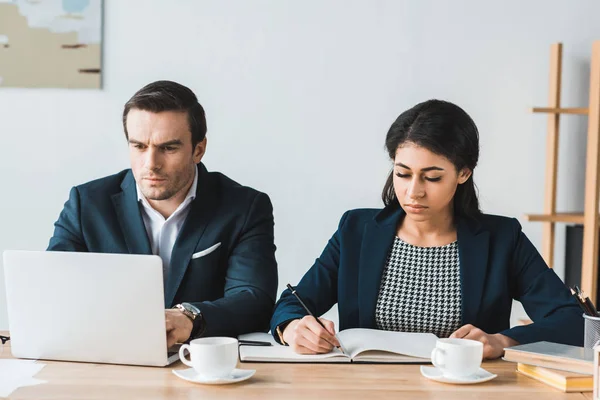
174 302 201 322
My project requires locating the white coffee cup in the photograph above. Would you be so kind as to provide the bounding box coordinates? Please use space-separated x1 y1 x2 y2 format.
430 338 483 378
178 337 239 379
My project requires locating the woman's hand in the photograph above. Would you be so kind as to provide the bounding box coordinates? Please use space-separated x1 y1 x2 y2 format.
450 324 519 359
282 316 340 354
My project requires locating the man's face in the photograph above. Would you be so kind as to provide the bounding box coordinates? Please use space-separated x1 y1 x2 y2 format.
126 109 205 202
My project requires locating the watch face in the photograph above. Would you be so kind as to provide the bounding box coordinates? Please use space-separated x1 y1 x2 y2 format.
182 302 200 315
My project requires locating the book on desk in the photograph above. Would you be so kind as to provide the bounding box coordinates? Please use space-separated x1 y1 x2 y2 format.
516 363 592 392
503 341 594 375
238 329 437 363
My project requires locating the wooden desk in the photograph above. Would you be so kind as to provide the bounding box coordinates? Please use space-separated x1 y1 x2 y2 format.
1 340 591 399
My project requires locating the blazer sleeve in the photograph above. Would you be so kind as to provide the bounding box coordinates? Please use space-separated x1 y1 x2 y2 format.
190 192 278 338
499 219 584 346
269 212 349 341
47 187 88 252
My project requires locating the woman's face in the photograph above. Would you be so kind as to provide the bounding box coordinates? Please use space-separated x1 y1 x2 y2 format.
393 142 471 221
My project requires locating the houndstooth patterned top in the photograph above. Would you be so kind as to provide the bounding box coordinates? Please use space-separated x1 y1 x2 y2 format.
374 236 462 338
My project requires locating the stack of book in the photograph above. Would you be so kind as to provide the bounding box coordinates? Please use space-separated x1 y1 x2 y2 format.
503 341 594 393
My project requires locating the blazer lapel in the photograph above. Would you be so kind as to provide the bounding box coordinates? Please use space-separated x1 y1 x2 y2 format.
357 207 402 328
111 171 152 255
456 217 490 326
165 164 219 307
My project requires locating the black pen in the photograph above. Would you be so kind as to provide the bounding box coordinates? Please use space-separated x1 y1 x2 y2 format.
286 283 347 355
585 297 599 316
571 286 599 316
580 289 599 316
570 287 590 315
238 339 272 346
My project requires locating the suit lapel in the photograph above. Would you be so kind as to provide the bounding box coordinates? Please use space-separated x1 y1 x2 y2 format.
111 171 152 255
357 207 402 328
456 217 490 326
165 164 219 307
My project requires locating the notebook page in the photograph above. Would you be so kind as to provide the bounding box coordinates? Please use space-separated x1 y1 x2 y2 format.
238 332 350 362
349 350 430 363
337 328 437 359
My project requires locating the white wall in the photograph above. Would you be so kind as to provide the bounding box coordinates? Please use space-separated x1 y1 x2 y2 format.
1 0 599 329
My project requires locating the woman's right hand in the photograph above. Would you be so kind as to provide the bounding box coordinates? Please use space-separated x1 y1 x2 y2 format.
282 315 340 354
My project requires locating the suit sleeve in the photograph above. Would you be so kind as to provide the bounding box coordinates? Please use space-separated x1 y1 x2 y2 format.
47 187 88 252
190 192 278 338
499 219 584 346
269 212 349 342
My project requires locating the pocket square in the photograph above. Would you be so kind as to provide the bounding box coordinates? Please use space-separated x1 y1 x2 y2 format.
191 242 221 259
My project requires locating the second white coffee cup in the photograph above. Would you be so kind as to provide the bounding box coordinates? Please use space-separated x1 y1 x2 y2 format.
430 338 483 378
178 337 239 379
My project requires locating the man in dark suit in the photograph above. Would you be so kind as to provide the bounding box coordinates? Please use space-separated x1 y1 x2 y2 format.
48 80 278 347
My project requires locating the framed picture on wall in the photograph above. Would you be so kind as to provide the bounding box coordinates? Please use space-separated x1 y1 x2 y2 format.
0 0 103 89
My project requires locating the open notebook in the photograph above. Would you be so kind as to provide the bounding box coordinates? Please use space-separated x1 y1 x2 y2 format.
239 329 437 363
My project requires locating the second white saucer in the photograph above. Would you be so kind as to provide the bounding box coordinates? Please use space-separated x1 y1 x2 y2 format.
420 366 497 384
172 368 256 385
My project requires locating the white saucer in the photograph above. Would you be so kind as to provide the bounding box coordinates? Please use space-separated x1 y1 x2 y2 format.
172 368 255 385
420 366 497 384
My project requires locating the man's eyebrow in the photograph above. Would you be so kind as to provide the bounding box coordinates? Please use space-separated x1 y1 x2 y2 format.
128 139 183 147
156 140 183 147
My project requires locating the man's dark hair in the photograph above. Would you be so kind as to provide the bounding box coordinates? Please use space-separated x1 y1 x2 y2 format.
122 80 207 147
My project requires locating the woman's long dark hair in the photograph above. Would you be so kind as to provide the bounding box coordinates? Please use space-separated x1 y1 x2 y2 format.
381 99 481 219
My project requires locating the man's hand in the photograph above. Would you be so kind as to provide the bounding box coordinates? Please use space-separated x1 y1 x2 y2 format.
450 324 519 359
282 316 340 354
165 309 193 349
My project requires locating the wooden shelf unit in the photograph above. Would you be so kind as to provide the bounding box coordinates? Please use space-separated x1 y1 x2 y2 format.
525 41 600 301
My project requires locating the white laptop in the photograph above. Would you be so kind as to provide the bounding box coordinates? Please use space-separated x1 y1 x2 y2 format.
3 250 179 366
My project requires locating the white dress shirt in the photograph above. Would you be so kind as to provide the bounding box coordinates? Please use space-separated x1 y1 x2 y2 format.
136 168 198 283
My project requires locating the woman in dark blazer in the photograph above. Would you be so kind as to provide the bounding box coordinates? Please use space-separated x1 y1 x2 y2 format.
271 99 584 359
